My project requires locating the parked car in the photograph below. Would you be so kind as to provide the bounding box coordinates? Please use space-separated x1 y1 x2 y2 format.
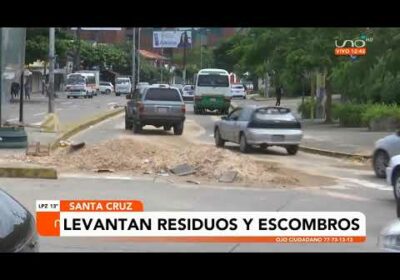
99 81 114 94
230 84 246 99
125 85 186 135
214 106 303 154
378 198 400 251
181 85 195 101
0 189 39 252
151 83 169 88
373 131 400 178
386 154 400 200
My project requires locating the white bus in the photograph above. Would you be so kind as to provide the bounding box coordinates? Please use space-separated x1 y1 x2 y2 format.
194 68 231 115
65 73 97 99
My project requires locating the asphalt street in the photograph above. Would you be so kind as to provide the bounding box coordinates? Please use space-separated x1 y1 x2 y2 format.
1 98 397 251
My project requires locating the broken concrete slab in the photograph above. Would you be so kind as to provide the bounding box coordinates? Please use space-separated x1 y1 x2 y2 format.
170 163 196 176
218 171 238 183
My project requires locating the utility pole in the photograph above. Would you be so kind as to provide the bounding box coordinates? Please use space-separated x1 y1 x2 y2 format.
132 28 136 93
183 42 187 83
200 32 203 69
48 27 55 113
137 28 141 84
75 27 81 71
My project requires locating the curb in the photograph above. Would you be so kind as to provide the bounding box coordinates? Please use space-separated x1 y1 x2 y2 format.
299 146 371 160
50 108 124 151
0 167 57 179
231 101 371 160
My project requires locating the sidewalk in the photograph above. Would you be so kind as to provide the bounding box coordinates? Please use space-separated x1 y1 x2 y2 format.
233 97 392 157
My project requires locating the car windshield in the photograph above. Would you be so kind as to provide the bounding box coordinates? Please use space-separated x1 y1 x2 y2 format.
100 82 110 86
145 88 181 101
232 85 244 89
197 74 229 87
116 79 130 84
67 75 85 85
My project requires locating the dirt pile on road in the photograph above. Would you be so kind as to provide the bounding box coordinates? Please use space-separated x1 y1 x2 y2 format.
32 138 300 185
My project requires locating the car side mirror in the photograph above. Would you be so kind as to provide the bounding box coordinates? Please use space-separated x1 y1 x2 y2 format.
191 86 195 90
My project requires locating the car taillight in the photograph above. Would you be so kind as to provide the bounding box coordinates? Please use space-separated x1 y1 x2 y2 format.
181 105 186 113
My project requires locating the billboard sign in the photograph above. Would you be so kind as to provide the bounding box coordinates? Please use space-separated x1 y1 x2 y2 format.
153 31 192 48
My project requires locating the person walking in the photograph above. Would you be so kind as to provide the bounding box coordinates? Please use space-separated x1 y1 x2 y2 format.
24 76 31 100
275 85 283 106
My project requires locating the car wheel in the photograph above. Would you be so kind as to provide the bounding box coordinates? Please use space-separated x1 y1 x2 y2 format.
243 95 246 99
164 126 171 131
214 128 225 147
373 150 389 178
116 93 120 96
286 145 299 155
132 122 142 134
393 169 400 201
239 133 249 153
174 122 184 135
67 96 70 99
106 89 111 94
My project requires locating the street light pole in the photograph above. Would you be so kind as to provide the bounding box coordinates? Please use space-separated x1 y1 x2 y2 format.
200 32 203 69
132 28 136 93
48 27 55 114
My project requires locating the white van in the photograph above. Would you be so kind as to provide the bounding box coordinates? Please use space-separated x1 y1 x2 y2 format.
115 77 132 96
194 68 231 115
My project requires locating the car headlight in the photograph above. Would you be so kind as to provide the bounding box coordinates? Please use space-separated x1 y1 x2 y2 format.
378 219 400 252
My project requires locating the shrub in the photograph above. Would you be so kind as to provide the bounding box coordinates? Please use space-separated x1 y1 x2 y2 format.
332 103 368 127
362 103 400 124
298 98 316 119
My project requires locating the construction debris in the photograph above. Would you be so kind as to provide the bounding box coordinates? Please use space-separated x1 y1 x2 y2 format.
170 163 196 176
186 180 200 185
69 142 85 152
94 169 114 173
218 171 238 183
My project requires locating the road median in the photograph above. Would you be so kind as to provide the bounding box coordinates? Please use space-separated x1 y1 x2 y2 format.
50 107 124 151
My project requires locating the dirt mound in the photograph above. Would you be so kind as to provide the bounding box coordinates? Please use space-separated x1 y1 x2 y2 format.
31 138 300 185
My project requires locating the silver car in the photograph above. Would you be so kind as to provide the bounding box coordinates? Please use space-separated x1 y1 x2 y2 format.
125 85 186 135
373 131 400 178
214 106 303 154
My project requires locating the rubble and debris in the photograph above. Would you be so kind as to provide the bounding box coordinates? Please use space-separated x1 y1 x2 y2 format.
59 140 72 147
69 142 85 152
170 163 196 176
186 180 200 185
94 169 114 173
27 138 301 186
218 171 238 183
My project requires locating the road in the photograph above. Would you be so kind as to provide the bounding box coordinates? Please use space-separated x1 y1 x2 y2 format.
2 98 397 252
4 92 125 125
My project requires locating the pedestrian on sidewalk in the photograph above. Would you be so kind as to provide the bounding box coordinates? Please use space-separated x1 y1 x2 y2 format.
24 76 31 100
275 85 283 106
